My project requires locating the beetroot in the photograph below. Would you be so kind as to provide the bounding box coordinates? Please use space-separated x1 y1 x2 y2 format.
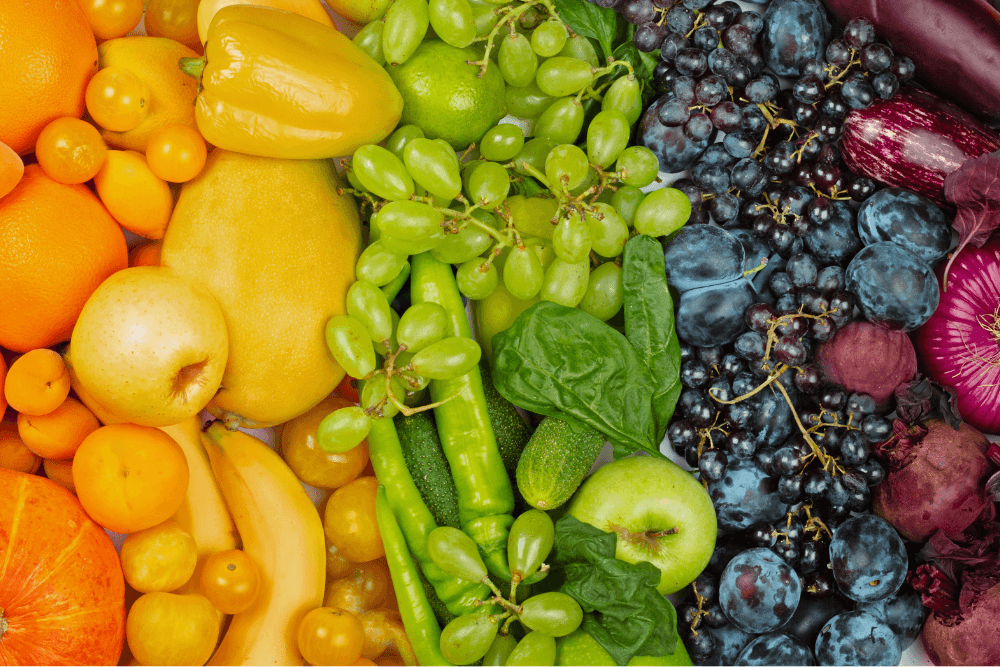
921 580 1000 665
872 419 992 542
814 321 917 411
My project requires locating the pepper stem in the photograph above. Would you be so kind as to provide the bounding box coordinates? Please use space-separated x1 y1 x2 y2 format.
179 56 207 81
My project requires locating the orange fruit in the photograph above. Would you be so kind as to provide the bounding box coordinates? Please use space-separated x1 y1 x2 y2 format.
129 241 162 267
0 353 7 417
43 458 77 493
72 423 190 534
0 141 24 198
0 421 42 474
3 348 71 416
0 0 99 155
18 396 100 459
0 165 128 352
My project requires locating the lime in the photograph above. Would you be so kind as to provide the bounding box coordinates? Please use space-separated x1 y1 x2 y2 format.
386 40 507 149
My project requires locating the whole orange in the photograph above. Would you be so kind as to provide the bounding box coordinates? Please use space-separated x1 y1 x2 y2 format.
0 0 99 155
0 165 128 352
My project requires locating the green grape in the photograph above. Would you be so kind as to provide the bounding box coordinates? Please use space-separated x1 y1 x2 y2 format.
505 632 556 667
551 211 591 264
316 406 372 453
347 279 394 344
373 308 400 356
586 109 631 169
429 0 476 48
585 202 628 258
504 82 557 120
540 257 589 307
431 225 492 264
352 20 385 65
379 231 439 255
456 258 499 300
568 166 598 197
397 303 447 353
461 158 486 192
544 144 589 192
512 137 557 179
439 610 498 665
532 241 555 271
352 144 414 201
360 375 407 419
602 75 642 125
324 315 377 379
368 210 382 242
503 244 544 300
507 509 554 579
518 592 583 637
427 526 489 581
558 34 599 67
356 240 408 287
467 161 509 208
611 185 645 227
531 20 567 57
376 200 446 250
482 633 517 666
634 187 692 237
507 195 558 242
468 0 502 37
382 0 429 65
534 57 594 97
578 261 623 321
346 167 369 194
480 124 525 162
403 137 462 201
386 125 426 161
409 336 482 379
615 145 660 188
534 97 584 145
498 32 538 88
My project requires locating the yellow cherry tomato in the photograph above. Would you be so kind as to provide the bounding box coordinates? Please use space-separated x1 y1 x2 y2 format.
80 0 144 41
93 150 173 239
86 67 151 133
0 141 24 198
34 118 108 185
120 520 198 593
125 592 219 666
297 607 365 667
145 124 208 183
144 0 202 53
200 549 261 615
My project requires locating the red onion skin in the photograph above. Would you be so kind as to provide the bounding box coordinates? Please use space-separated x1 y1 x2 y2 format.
821 0 1000 122
922 580 1000 666
839 87 1000 206
872 419 992 542
814 321 917 412
915 238 1000 434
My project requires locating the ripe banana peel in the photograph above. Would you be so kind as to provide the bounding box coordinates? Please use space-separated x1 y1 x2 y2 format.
202 422 325 666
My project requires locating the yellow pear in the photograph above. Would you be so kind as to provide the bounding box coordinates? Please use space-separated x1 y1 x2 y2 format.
161 149 361 428
68 266 229 427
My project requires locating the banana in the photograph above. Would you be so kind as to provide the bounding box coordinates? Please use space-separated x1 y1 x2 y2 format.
202 422 326 666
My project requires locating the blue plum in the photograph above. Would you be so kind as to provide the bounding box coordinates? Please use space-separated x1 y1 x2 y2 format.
783 595 850 647
708 458 790 533
720 547 802 633
641 95 716 173
664 225 746 292
676 278 758 347
804 201 862 265
694 623 753 666
748 383 799 450
857 187 952 264
735 632 816 666
761 0 832 77
829 514 907 603
856 587 927 651
814 611 901 666
845 241 939 331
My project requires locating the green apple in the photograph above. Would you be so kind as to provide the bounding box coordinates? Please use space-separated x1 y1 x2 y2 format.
556 628 693 666
566 455 716 595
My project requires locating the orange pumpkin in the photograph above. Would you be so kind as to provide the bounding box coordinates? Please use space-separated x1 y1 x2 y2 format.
0 468 125 665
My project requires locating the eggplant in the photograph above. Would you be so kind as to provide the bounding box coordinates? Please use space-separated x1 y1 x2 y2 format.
821 0 1000 122
838 87 1000 206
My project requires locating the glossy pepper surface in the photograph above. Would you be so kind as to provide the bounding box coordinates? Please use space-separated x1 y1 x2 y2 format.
181 5 403 159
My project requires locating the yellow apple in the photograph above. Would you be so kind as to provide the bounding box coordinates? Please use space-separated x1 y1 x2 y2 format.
68 266 228 427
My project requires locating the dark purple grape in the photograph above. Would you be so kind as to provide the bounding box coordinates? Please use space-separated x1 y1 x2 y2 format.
699 448 729 483
773 446 805 476
697 344 725 367
818 91 849 118
734 10 763 36
703 604 728 629
891 55 915 81
696 75 727 106
720 354 747 380
722 130 754 158
745 303 776 333
769 225 797 258
745 74 779 103
676 47 709 77
668 419 699 454
707 375 733 403
840 469 870 511
653 62 679 90
825 39 851 67
815 266 844 293
708 192 740 224
846 393 876 420
726 60 753 89
792 75 825 104
703 1 741 29
708 47 737 76
872 71 899 99
791 216 812 238
685 629 716 663
777 474 804 504
660 32 689 62
861 42 893 73
825 475 850 507
847 175 877 201
798 540 824 575
841 73 875 109
772 540 800 566
726 426 756 457
744 48 767 76
722 23 754 55
693 25 721 53
785 252 818 288
860 414 892 443
664 5 696 34
819 385 848 411
734 330 766 361
853 458 886 487
658 99 691 126
763 140 795 174
711 101 743 133
681 359 711 388
776 313 807 338
621 0 658 25
793 364 823 394
843 17 877 49
768 271 794 297
749 522 777 548
808 312 834 340
802 570 835 599
804 468 832 498
684 442 701 468
635 22 668 52
814 115 841 143
827 292 855 327
791 101 819 127
685 112 714 141
812 162 841 190
800 57 826 80
740 103 768 136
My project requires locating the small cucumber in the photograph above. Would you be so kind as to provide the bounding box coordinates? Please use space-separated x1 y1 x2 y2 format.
516 416 605 511
480 360 533 478
394 411 462 530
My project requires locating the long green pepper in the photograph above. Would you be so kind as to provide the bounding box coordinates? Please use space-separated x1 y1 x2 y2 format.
376 485 454 667
410 252 516 579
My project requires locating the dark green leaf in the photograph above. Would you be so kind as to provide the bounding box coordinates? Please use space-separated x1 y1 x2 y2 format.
553 0 620 62
491 301 661 457
623 235 683 445
510 175 548 198
611 38 660 83
552 516 679 665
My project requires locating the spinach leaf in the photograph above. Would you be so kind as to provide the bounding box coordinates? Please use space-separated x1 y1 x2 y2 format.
552 516 679 665
611 23 660 82
490 301 661 457
553 0 620 62
623 235 682 444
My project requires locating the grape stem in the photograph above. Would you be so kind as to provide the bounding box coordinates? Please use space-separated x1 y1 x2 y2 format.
823 50 863 89
709 364 790 405
468 0 562 78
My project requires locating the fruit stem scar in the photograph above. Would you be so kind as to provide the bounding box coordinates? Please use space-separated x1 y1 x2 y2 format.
608 523 678 553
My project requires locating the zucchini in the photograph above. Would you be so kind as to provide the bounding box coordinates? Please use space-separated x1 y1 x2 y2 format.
394 411 462 530
480 360 534 478
516 416 606 511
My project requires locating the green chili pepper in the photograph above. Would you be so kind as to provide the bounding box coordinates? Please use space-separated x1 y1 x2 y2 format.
410 252 516 580
376 485 455 667
368 416 491 615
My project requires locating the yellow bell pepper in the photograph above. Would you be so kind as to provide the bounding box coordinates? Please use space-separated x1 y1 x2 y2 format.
181 5 403 160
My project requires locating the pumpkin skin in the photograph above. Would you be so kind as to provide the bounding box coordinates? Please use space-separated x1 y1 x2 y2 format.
0 468 125 665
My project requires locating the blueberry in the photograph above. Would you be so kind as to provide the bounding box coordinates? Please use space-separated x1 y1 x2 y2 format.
719 547 802 633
